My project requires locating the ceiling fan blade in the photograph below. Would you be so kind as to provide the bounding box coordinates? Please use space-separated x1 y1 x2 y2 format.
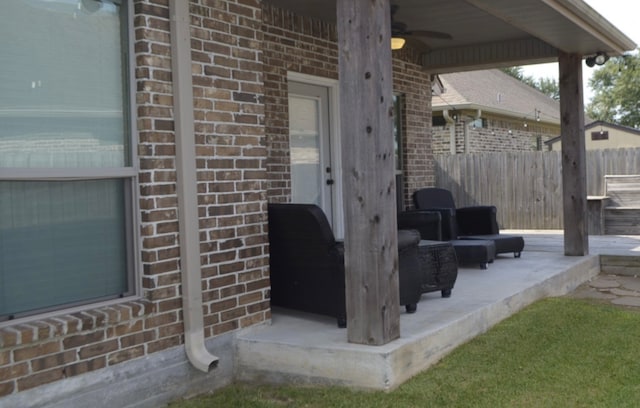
408 30 453 40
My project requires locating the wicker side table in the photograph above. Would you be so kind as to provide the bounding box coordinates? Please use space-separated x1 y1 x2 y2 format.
417 240 459 297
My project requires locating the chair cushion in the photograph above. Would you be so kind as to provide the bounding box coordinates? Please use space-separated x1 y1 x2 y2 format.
460 234 525 255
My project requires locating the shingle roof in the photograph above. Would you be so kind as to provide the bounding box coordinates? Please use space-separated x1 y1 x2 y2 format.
432 69 561 124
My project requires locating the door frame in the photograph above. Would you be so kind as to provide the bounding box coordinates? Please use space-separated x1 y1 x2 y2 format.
287 72 344 238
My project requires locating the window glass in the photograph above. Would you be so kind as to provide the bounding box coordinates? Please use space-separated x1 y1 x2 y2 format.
0 0 128 168
0 180 129 319
0 0 133 321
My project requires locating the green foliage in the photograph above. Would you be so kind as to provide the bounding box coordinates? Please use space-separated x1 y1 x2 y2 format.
501 67 559 100
170 298 640 407
587 51 640 128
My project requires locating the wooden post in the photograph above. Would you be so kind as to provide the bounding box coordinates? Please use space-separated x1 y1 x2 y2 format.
558 52 589 255
337 0 400 345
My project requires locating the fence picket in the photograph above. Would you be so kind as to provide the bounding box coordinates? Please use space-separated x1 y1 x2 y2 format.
434 147 640 230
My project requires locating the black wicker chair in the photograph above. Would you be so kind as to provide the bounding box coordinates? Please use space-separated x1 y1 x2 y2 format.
267 203 422 328
412 188 524 259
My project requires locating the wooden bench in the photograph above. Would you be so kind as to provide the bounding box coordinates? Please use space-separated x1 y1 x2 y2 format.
603 175 640 235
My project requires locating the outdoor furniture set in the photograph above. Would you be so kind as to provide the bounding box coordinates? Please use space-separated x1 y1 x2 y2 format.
267 188 525 328
410 187 525 269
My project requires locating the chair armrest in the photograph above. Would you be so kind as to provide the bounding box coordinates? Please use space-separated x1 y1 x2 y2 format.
456 206 499 235
397 210 442 241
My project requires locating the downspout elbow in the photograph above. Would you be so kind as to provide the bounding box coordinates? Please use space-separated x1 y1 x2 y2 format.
183 296 219 372
443 109 455 125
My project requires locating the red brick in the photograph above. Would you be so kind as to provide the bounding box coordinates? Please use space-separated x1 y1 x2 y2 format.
147 286 177 301
17 368 64 391
108 346 145 366
64 357 107 378
239 291 262 305
120 330 155 349
144 312 178 330
79 339 119 359
157 321 184 338
62 331 105 350
147 336 181 354
240 313 267 328
12 325 36 344
221 307 246 322
144 259 179 275
210 298 237 313
31 351 77 372
0 381 15 397
212 320 238 335
13 340 61 362
0 329 18 347
157 298 182 313
113 320 144 337
0 363 29 381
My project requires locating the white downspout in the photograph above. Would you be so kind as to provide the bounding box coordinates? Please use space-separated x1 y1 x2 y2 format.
169 0 219 372
443 110 456 154
464 109 482 154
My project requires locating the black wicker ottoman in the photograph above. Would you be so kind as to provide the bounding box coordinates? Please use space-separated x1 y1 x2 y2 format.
450 239 496 269
461 234 524 258
417 240 458 297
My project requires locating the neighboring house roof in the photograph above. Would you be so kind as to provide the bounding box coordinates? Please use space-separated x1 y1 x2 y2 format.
545 120 640 146
432 69 561 124
585 120 640 135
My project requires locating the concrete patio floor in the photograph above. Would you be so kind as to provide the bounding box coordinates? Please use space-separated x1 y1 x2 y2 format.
235 232 640 391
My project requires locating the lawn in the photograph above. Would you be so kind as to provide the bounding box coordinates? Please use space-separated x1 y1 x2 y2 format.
169 298 640 407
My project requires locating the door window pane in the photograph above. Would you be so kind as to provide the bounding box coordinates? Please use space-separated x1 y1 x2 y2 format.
289 96 321 205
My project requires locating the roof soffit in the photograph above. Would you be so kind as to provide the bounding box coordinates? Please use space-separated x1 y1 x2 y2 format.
263 0 636 72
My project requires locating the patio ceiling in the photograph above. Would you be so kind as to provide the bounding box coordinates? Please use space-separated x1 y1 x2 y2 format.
265 0 636 73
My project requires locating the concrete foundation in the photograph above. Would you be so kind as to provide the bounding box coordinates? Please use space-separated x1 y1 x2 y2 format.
1 332 236 408
236 253 601 390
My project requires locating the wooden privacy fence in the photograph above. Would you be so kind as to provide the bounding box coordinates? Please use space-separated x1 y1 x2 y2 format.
434 147 640 230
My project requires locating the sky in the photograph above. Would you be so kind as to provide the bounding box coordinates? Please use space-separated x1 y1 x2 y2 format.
520 0 639 103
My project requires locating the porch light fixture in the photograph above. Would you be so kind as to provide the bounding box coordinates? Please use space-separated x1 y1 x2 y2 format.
585 52 609 67
391 36 406 50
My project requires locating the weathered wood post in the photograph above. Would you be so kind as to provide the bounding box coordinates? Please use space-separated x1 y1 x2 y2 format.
558 51 589 255
336 0 400 345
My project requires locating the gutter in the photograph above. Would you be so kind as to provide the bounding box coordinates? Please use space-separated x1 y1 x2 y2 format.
169 0 219 372
544 0 636 54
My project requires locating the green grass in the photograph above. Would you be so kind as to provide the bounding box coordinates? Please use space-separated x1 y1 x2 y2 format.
169 298 640 407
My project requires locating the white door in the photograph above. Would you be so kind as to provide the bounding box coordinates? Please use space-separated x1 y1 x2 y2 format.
288 80 339 231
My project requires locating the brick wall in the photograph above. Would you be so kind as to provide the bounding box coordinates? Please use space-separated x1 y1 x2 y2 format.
262 4 339 203
0 0 269 397
432 115 559 154
263 5 434 207
392 49 434 209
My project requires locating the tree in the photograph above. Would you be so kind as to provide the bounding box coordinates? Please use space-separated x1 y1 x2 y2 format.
501 67 559 100
586 51 640 128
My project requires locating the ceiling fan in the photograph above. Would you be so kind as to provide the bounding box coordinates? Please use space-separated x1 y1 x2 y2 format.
391 4 452 49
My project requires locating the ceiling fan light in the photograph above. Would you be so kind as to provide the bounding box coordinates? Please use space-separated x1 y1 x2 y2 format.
391 36 406 50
